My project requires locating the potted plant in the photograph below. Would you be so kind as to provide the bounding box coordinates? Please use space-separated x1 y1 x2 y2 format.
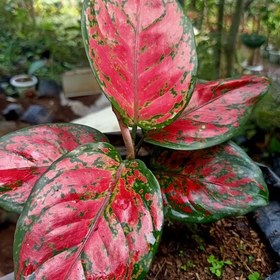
9 74 38 97
0 0 270 279
241 33 266 49
240 33 266 68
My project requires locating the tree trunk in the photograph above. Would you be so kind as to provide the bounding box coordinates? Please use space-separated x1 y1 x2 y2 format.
224 0 245 77
198 1 205 30
214 0 225 79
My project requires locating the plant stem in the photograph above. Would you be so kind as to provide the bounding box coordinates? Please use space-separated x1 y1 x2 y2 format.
135 136 145 157
113 107 135 160
131 124 138 144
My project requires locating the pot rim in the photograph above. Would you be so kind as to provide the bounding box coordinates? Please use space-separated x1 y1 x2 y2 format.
10 74 38 88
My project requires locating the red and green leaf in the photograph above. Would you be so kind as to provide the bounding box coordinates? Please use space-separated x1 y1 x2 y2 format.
82 0 197 130
145 76 269 150
0 123 108 213
14 142 163 280
150 141 268 223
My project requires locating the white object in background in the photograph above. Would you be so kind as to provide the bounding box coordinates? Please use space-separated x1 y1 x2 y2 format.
10 74 38 96
71 106 120 133
60 93 111 117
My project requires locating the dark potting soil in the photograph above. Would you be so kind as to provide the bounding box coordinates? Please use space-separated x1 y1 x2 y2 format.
147 216 278 280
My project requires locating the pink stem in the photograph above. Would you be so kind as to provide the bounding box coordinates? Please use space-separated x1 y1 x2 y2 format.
113 107 135 160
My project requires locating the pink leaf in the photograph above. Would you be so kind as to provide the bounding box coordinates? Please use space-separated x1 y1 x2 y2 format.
145 76 269 149
14 142 163 279
0 123 108 213
82 0 197 129
150 142 268 223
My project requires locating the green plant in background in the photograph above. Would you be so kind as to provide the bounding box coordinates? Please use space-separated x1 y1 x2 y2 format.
192 234 206 251
2 0 280 82
207 254 232 278
248 271 263 280
195 34 217 80
0 0 88 81
180 260 195 271
259 0 280 50
248 255 255 265
246 81 280 154
253 82 280 130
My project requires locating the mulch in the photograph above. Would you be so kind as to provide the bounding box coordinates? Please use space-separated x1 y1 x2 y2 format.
147 216 278 280
0 223 15 277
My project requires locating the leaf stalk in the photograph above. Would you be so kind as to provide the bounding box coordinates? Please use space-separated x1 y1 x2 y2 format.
113 107 135 160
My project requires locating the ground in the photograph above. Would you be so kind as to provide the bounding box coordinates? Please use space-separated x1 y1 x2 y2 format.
0 222 15 277
147 216 277 279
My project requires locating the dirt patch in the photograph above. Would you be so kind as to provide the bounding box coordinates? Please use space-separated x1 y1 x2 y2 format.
0 223 15 277
147 216 277 280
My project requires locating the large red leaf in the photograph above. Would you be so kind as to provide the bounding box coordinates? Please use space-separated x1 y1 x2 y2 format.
145 76 269 150
14 142 163 279
82 0 197 130
150 141 268 223
0 123 108 213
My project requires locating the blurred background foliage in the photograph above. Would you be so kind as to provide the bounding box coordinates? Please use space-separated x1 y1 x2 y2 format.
0 0 87 81
183 0 280 79
184 0 280 160
0 0 280 81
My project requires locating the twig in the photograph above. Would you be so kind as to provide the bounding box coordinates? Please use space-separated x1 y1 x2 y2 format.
154 260 166 279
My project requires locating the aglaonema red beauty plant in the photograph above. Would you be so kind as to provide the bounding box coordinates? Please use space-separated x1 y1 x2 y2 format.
0 0 270 279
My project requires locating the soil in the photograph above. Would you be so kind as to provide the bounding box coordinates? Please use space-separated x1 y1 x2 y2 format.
147 216 278 279
0 83 279 279
0 223 15 277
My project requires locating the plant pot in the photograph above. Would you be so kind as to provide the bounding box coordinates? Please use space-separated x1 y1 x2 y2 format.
10 74 38 97
269 50 280 64
240 34 266 49
240 34 266 66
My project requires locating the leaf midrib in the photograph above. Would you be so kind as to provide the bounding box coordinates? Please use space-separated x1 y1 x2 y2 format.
64 163 126 279
133 2 142 125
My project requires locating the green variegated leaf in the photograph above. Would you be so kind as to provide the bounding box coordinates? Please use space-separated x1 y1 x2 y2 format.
150 142 268 223
14 142 163 279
